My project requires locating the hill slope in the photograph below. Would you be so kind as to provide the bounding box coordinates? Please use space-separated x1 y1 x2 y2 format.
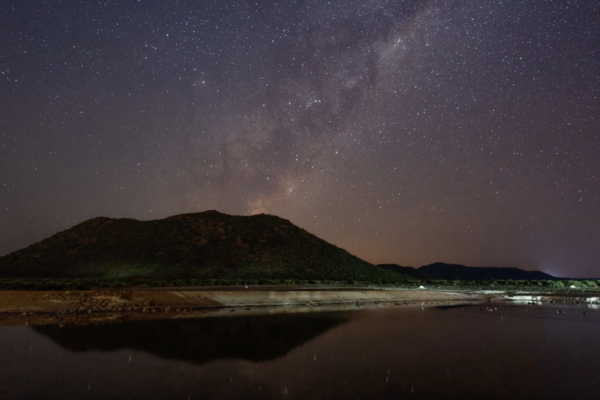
0 211 407 282
417 262 554 280
377 264 427 279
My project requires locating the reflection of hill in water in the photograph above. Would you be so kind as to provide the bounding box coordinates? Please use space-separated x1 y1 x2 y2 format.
33 313 348 365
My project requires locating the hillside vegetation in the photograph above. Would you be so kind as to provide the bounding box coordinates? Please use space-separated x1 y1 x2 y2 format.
0 211 407 283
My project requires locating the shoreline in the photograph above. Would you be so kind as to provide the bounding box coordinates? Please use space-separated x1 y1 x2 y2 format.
0 287 598 326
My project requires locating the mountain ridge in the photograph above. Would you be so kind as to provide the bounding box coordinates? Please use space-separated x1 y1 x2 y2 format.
378 262 555 280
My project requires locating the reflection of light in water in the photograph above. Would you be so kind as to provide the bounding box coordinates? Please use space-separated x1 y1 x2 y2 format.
505 295 600 310
506 295 544 303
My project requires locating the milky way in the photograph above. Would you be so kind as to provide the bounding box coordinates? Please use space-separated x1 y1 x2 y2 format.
1 0 599 276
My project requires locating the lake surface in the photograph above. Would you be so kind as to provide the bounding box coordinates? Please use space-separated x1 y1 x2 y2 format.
1 303 600 399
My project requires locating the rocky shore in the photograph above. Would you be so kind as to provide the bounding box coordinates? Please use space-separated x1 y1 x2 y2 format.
0 288 482 325
1 287 598 326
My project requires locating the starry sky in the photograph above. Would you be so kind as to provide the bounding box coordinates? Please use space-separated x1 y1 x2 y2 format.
1 0 599 277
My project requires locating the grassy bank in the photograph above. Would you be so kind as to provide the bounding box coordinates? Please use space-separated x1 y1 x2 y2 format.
0 277 410 291
0 277 599 292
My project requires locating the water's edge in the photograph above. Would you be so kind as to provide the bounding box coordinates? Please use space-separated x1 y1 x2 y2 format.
1 288 599 326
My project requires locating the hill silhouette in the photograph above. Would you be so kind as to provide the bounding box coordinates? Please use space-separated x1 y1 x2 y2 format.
0 211 407 282
378 262 554 280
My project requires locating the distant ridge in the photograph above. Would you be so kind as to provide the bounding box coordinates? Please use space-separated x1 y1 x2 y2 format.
378 262 554 280
0 211 407 282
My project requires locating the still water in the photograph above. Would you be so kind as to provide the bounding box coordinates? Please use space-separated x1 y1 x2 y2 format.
1 304 599 399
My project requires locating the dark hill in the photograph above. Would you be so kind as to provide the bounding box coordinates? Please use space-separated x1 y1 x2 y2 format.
417 262 554 280
0 211 407 282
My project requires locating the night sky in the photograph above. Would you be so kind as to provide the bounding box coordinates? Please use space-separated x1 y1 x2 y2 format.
1 1 599 277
